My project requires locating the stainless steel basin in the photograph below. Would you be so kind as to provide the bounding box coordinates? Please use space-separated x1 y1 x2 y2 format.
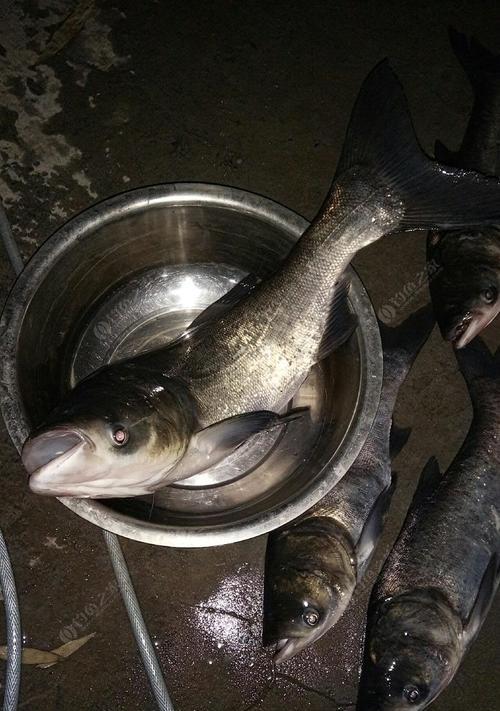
0 183 382 547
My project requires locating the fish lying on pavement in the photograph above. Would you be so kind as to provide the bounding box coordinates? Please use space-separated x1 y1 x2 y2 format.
263 306 434 663
357 338 500 710
23 61 500 498
428 28 500 347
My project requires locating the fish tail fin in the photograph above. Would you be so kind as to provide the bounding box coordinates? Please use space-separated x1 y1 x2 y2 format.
449 26 500 95
335 60 500 231
378 304 434 392
455 337 500 408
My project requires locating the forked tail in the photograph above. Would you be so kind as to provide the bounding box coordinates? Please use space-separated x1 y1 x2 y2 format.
435 28 500 173
335 60 500 231
449 27 500 96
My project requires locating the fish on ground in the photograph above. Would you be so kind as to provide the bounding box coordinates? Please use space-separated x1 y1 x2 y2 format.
428 28 500 347
262 306 434 663
23 60 500 498
357 338 500 710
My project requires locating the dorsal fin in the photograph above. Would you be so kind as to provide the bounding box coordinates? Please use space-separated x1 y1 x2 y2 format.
389 422 412 457
188 273 260 332
434 138 460 167
464 554 500 645
161 272 261 354
316 274 358 361
411 456 442 507
356 477 397 578
378 303 435 355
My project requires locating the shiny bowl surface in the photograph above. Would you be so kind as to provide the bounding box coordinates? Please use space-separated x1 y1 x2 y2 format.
0 183 382 547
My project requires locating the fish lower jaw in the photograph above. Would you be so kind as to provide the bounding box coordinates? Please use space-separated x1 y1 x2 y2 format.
272 636 309 664
29 461 171 498
447 312 473 346
450 305 499 348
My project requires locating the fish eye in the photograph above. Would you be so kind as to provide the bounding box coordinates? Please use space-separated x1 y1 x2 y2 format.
302 608 320 626
403 684 421 704
112 427 129 446
481 286 498 304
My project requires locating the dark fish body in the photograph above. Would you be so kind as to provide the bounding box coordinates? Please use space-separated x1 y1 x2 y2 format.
357 339 500 710
428 29 500 347
22 61 500 498
263 307 434 662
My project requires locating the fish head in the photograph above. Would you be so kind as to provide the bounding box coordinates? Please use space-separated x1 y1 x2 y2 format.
357 591 462 710
263 522 356 663
427 229 500 348
23 366 194 498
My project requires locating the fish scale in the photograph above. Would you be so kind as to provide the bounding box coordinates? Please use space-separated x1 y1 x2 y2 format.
376 419 500 621
315 342 417 540
181 173 400 424
22 60 500 498
358 338 500 710
262 306 434 663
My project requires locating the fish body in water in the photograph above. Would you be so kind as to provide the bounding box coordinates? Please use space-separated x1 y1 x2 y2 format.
428 28 500 347
23 60 500 498
357 338 500 710
263 306 434 663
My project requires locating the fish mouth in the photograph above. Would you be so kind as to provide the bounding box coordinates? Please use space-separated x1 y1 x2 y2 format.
23 427 92 495
264 626 326 664
272 636 311 664
446 311 473 347
448 307 499 348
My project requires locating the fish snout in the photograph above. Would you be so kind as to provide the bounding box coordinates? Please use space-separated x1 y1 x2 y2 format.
262 615 305 663
23 428 89 495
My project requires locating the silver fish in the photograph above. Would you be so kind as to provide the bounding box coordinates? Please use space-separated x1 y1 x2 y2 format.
263 306 434 663
23 61 500 498
428 29 500 347
357 338 500 710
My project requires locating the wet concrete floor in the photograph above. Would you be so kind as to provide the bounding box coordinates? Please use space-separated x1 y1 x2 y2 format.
0 1 499 709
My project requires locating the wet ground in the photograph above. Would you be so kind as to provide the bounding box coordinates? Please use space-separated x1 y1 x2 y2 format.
0 1 499 709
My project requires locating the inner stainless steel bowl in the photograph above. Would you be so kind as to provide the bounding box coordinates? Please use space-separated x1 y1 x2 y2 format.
0 183 382 547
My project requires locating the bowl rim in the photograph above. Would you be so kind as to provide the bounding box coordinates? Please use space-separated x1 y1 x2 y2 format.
0 182 382 547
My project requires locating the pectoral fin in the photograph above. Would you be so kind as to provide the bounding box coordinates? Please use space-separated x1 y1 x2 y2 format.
170 409 307 481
